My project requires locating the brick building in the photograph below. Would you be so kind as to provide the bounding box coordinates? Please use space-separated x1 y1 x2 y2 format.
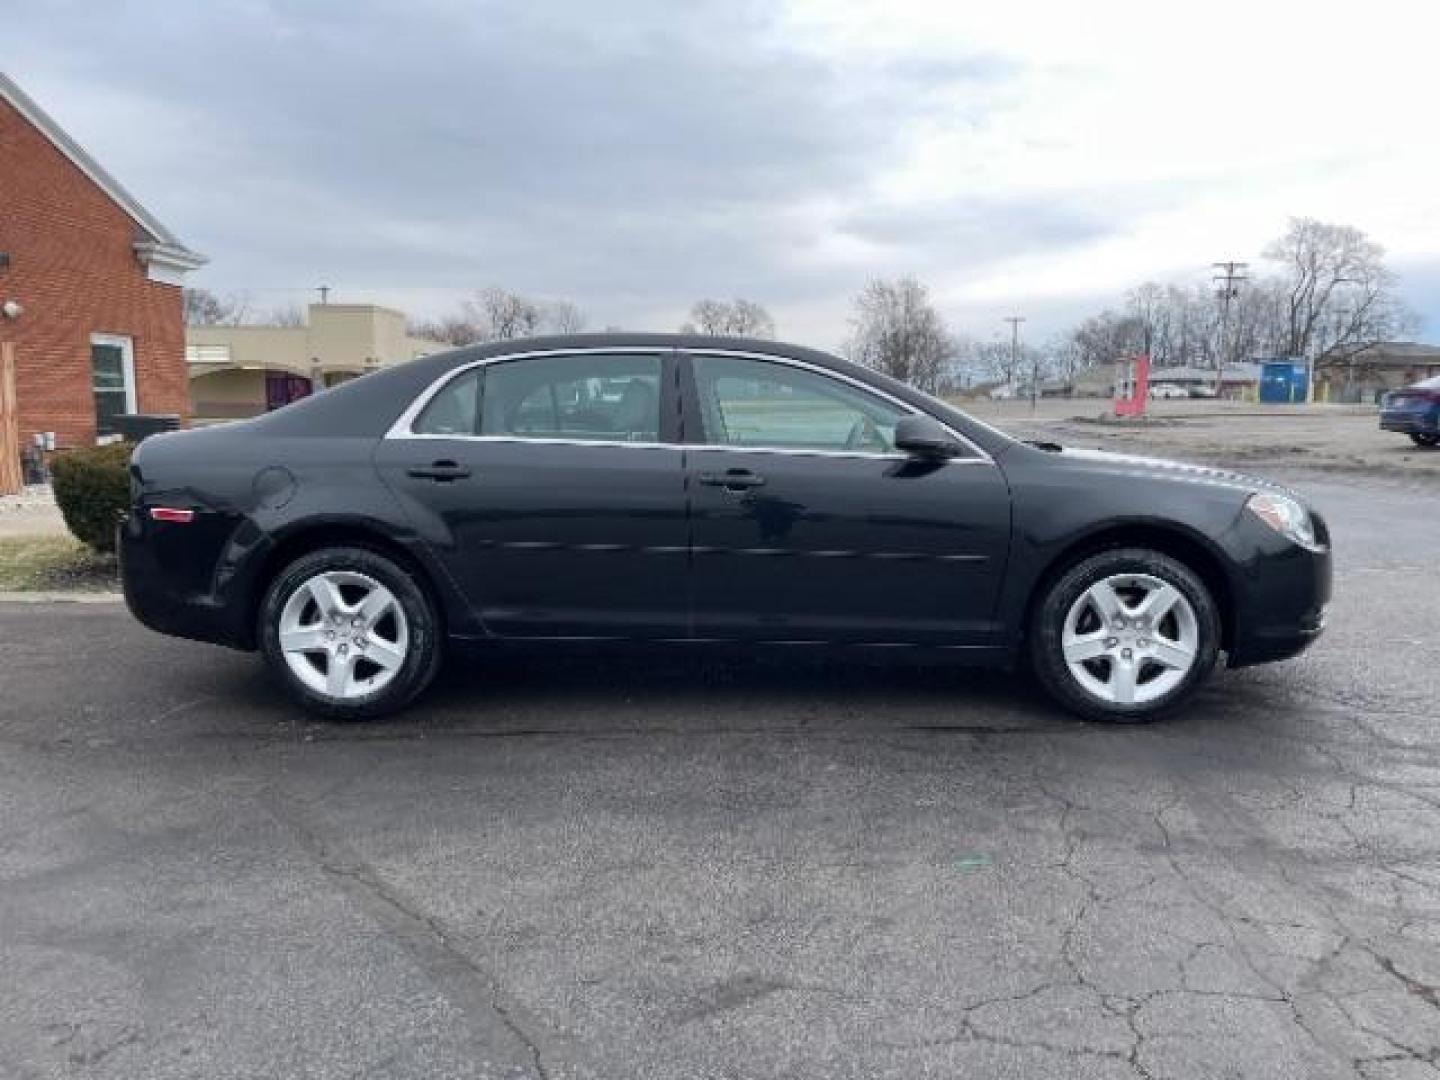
0 72 204 474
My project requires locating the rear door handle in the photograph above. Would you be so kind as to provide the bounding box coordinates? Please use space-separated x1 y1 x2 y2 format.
407 460 472 482
698 469 766 492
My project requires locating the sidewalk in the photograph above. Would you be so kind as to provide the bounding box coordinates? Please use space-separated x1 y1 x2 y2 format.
0 485 66 538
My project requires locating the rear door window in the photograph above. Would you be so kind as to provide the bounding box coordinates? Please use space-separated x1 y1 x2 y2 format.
480 353 662 443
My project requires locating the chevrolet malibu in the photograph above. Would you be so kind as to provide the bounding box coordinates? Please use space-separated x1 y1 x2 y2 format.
121 334 1331 723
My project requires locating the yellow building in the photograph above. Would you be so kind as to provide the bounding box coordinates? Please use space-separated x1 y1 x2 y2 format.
186 303 448 419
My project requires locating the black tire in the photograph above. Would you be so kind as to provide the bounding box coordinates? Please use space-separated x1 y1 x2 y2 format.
258 546 443 720
1029 547 1221 723
1409 432 1439 448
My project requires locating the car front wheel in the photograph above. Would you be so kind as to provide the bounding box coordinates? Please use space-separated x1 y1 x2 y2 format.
1030 548 1220 722
259 546 442 720
1409 432 1439 448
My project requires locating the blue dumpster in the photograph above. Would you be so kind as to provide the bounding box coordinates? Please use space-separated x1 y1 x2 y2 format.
1259 360 1309 404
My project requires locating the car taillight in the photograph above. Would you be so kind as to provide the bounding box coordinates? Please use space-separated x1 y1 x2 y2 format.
149 507 195 524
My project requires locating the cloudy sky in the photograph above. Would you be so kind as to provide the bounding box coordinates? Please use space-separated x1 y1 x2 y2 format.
10 0 1440 347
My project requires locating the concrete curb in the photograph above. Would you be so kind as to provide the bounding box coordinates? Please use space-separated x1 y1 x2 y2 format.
0 591 123 603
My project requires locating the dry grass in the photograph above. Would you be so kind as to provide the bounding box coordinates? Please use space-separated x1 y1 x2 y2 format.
0 534 119 592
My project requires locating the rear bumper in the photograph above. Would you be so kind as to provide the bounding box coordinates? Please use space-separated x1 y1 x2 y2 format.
120 510 256 650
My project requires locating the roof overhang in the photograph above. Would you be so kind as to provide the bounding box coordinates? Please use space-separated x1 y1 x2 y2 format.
133 238 208 286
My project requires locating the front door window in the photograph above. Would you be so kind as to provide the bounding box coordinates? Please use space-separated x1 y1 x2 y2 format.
90 334 136 438
692 354 907 453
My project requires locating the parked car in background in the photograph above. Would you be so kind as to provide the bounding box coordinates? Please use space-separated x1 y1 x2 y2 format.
1188 385 1218 399
120 334 1332 724
1379 375 1440 447
1149 383 1188 399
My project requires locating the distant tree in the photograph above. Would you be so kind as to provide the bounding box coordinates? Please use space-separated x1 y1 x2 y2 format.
1046 334 1084 387
267 304 306 328
1053 217 1414 377
679 298 775 338
1265 217 1415 360
183 287 250 327
544 299 588 334
463 287 543 341
408 316 478 347
845 276 951 392
1070 310 1144 370
411 290 589 345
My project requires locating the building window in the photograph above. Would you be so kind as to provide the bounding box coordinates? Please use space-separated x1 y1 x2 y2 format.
185 343 232 365
90 333 136 438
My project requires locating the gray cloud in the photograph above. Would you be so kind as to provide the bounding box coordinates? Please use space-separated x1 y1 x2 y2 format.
11 0 1032 337
840 196 1117 259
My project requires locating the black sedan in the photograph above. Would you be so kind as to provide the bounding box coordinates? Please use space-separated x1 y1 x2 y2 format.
121 334 1331 722
1379 374 1440 447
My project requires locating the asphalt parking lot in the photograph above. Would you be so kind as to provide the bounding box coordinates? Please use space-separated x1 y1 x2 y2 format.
2 471 1438 1079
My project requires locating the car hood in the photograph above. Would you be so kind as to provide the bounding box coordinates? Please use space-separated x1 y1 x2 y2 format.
1044 444 1300 500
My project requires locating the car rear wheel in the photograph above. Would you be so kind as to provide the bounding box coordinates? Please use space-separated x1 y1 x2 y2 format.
1030 548 1220 723
1409 433 1439 448
259 546 442 720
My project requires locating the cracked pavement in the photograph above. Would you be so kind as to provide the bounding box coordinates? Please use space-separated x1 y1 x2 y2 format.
1 471 1437 1078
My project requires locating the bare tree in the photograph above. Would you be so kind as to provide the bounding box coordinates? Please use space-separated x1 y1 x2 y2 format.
1070 310 1144 370
183 288 252 327
544 299 588 335
267 304 306 328
972 340 1018 387
679 298 775 338
845 276 951 392
1264 217 1415 360
462 287 543 341
408 316 478 346
1266 218 1381 358
1126 282 1167 357
1046 334 1084 388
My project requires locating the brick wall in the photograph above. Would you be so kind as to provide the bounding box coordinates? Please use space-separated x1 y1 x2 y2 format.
0 94 190 450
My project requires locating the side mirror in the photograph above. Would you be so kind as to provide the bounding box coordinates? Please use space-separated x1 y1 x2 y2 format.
894 415 963 459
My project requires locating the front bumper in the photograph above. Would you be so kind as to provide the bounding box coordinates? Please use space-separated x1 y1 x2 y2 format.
1225 519 1333 668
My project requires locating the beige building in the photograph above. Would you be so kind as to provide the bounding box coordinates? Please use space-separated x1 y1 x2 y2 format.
187 303 448 419
1315 341 1440 404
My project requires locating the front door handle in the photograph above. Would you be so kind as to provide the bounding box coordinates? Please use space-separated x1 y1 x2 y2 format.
407 460 472 482
698 468 766 492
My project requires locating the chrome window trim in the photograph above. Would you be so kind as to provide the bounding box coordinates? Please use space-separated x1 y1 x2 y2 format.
385 345 994 465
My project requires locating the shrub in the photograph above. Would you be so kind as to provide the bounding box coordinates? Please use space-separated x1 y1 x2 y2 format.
51 442 133 553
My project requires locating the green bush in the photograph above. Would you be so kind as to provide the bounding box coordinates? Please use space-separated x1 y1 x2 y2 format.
51 442 133 553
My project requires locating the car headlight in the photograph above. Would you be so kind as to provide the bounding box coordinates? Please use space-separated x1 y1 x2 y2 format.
1245 492 1321 551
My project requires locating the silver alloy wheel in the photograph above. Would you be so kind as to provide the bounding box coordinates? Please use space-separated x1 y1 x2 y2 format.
1060 572 1199 706
278 570 409 700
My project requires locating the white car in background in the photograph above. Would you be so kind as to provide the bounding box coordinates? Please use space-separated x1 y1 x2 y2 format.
1149 383 1189 399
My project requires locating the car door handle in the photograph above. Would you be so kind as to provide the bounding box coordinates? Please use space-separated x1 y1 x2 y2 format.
407 460 472 482
698 469 766 491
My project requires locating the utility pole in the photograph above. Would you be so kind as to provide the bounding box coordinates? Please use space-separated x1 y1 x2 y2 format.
1212 262 1247 397
1004 316 1028 411
317 285 331 305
